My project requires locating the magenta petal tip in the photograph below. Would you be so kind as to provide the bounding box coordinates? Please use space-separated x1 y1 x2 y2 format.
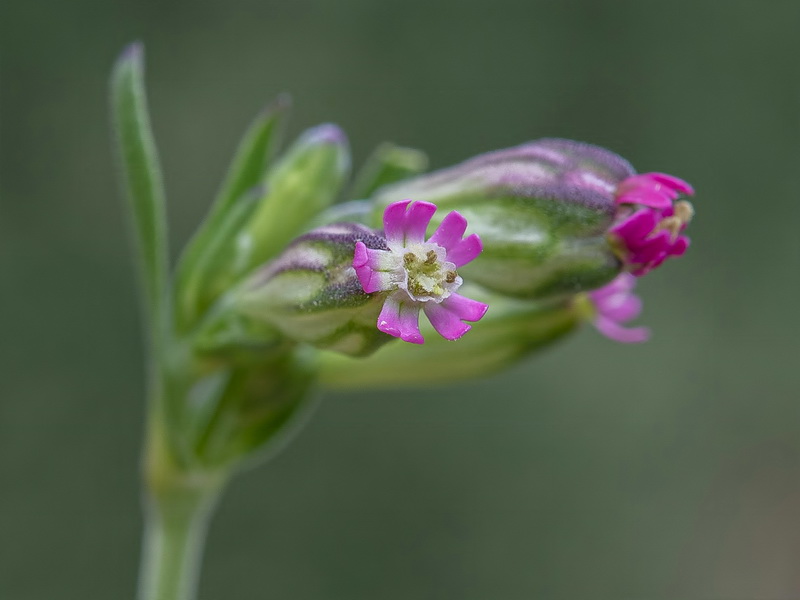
588 274 650 344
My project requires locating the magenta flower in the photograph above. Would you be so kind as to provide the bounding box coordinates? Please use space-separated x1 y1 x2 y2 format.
610 172 695 277
353 200 488 344
587 273 649 344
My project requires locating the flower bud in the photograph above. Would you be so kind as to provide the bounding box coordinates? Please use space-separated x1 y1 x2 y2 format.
237 124 352 271
372 139 693 300
230 223 394 357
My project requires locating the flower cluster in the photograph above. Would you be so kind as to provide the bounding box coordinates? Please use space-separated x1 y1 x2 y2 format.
211 134 696 350
353 200 488 344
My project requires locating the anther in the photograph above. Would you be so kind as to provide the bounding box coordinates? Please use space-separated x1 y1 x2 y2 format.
673 200 694 224
655 216 683 240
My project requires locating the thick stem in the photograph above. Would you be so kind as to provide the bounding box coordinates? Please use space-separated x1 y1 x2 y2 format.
137 478 223 600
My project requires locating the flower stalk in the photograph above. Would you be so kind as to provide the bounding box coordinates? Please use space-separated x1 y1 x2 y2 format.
138 425 225 600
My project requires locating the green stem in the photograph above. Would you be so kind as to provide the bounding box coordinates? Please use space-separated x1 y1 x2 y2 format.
137 478 223 600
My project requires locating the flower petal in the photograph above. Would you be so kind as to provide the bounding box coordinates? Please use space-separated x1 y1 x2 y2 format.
353 242 395 293
649 172 695 196
610 209 659 241
352 240 370 269
589 272 637 300
446 234 483 268
634 231 671 265
615 172 694 209
594 315 650 343
616 190 673 209
376 293 424 344
599 292 642 322
422 302 472 340
428 210 468 251
397 300 424 344
376 293 402 337
383 200 412 244
402 201 437 245
440 293 489 322
670 236 690 256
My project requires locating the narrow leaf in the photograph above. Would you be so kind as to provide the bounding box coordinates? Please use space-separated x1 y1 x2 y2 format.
348 142 428 200
209 95 291 227
175 186 263 331
173 98 290 330
111 42 170 347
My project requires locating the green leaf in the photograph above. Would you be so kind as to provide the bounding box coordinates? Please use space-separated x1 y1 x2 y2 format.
111 42 169 349
192 348 319 468
174 187 264 331
348 142 428 200
174 98 290 332
206 95 291 235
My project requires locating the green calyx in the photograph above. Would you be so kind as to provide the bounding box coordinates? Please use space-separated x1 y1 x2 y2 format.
318 287 582 390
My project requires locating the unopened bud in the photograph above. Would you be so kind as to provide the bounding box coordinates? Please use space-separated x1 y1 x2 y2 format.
238 124 351 270
231 223 394 357
372 138 637 299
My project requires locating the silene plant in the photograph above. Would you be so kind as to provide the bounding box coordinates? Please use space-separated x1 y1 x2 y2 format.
111 44 696 600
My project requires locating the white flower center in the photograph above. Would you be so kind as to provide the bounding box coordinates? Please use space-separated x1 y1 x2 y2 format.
393 242 462 303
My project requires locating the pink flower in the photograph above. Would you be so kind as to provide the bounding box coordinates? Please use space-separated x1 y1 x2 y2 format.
587 273 649 343
353 200 488 344
610 172 695 276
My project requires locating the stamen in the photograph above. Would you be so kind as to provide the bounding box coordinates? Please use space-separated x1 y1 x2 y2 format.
654 216 683 240
653 201 694 241
424 250 437 265
408 281 426 296
673 200 694 224
445 271 456 283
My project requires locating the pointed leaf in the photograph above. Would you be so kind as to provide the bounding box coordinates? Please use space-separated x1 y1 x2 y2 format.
110 42 169 348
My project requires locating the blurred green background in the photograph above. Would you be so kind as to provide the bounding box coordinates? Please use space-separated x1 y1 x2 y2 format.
2 0 800 598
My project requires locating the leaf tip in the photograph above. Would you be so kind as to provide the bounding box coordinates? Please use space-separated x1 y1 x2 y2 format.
116 41 144 71
256 93 292 122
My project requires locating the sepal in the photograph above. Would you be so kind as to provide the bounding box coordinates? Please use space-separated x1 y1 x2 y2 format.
318 285 581 389
230 223 395 357
372 139 635 299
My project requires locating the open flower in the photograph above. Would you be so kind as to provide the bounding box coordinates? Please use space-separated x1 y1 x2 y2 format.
353 200 488 344
587 273 649 343
610 172 695 276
